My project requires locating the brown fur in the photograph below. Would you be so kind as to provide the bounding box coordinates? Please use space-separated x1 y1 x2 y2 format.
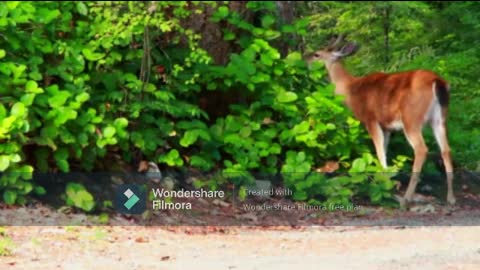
346 70 446 130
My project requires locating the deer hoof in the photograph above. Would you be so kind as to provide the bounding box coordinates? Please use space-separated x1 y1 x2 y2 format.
394 195 408 209
447 195 456 206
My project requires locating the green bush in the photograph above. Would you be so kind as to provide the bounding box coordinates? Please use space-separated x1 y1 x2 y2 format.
0 1 405 209
64 182 95 212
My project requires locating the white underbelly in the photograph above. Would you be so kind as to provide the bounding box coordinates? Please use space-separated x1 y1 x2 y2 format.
386 120 404 131
384 100 442 132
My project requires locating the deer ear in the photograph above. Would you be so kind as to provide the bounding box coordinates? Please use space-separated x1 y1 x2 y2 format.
330 43 359 60
343 42 360 56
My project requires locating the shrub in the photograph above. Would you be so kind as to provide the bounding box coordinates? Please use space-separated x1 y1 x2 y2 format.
0 1 402 208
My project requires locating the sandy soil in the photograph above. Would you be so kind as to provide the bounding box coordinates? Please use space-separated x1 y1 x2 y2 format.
1 172 478 270
1 225 479 270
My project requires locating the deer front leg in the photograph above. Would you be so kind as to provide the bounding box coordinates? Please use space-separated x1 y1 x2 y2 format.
366 122 388 168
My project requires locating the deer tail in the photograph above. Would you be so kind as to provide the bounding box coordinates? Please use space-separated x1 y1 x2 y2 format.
434 79 450 108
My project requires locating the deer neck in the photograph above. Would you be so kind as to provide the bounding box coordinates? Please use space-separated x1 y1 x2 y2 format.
325 61 355 96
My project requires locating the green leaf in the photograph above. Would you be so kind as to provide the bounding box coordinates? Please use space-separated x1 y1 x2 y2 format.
34 186 46 195
239 126 251 138
276 92 298 103
350 175 366 183
238 186 248 201
0 104 6 120
48 91 71 107
190 155 213 170
260 54 273 66
98 213 109 224
77 133 88 146
294 152 305 164
37 8 61 24
10 102 26 117
351 158 366 172
82 48 105 61
0 156 10 171
0 18 7 28
75 92 90 103
264 30 281 40
57 160 69 172
76 2 88 15
369 187 383 203
54 108 78 126
180 130 198 147
3 190 17 205
103 126 116 138
22 182 33 194
0 49 5 59
224 116 243 132
224 133 241 145
269 143 281 154
25 81 43 94
216 6 229 18
76 190 95 211
293 121 310 134
65 183 95 211
10 154 20 163
54 148 69 172
284 52 303 66
6 2 19 10
33 137 57 151
180 129 210 147
223 29 236 41
113 118 128 129
41 125 58 139
338 188 353 197
20 94 35 106
18 165 33 180
292 190 308 201
261 15 276 28
158 149 184 167
281 24 295 33
177 120 208 130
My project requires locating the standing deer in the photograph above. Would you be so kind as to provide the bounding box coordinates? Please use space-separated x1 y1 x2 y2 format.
307 35 455 206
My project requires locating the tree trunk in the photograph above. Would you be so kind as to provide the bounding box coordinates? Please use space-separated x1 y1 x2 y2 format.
383 4 391 68
183 1 253 65
275 1 298 57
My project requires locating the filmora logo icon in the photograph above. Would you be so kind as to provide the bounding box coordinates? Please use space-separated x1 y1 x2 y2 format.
115 184 146 214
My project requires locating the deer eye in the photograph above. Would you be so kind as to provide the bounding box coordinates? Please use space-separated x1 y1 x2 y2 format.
314 53 320 57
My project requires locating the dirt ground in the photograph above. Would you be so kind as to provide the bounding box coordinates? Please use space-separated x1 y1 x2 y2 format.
1 171 478 269
1 225 479 270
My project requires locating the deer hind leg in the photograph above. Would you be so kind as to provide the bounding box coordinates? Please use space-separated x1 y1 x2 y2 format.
431 106 456 205
383 130 391 159
366 122 388 168
402 125 428 203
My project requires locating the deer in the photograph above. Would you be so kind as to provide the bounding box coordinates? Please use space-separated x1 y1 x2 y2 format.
306 35 456 206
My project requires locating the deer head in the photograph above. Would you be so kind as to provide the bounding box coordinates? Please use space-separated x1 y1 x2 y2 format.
307 34 360 65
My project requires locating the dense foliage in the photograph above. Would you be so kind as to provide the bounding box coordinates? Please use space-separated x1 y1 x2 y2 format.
302 1 480 169
0 1 478 210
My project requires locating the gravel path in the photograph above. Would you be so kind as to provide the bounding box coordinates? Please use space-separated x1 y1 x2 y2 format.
1 226 479 270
